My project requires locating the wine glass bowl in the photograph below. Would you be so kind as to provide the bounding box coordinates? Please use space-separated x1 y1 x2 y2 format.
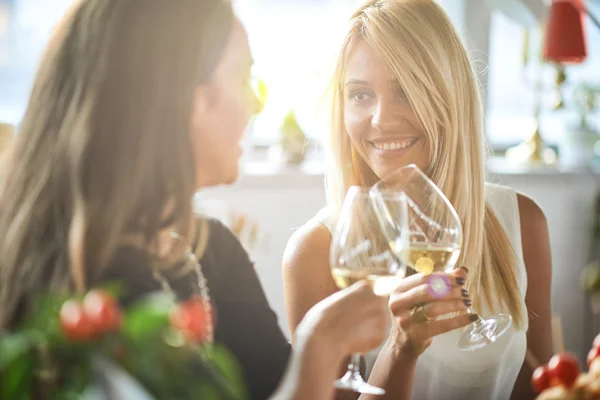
370 164 513 351
370 166 462 275
329 186 408 394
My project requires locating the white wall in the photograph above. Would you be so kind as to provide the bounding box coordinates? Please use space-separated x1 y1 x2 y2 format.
198 160 600 363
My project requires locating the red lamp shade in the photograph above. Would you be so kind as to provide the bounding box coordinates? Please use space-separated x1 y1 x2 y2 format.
543 0 588 64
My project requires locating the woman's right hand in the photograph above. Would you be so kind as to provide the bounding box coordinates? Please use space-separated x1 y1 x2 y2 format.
295 280 388 358
272 283 387 400
388 267 476 357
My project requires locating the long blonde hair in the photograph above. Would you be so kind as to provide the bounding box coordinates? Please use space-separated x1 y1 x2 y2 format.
325 0 524 328
0 0 233 330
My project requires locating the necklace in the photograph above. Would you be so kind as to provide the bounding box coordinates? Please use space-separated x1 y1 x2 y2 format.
152 232 213 343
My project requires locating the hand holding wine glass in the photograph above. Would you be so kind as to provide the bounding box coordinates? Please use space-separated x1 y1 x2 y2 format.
370 164 513 351
329 186 408 394
295 281 389 359
386 267 476 356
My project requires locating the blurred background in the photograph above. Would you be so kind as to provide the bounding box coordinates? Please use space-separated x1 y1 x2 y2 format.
0 0 599 363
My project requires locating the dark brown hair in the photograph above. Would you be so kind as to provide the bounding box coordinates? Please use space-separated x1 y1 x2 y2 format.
0 0 234 330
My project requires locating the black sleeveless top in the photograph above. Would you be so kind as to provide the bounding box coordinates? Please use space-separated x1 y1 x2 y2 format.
99 218 291 400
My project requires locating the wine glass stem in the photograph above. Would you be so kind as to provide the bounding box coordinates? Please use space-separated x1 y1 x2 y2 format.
344 354 362 379
465 306 493 343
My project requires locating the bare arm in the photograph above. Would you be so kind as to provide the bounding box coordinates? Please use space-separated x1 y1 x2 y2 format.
270 335 342 400
272 282 388 400
358 339 418 400
282 221 339 342
282 221 359 400
511 194 554 400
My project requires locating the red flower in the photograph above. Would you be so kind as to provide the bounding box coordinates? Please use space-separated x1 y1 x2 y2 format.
531 365 552 394
170 297 212 344
547 352 581 388
59 300 96 342
59 290 122 342
82 289 122 334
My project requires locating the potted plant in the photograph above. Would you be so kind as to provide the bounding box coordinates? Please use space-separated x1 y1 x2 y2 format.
0 287 247 399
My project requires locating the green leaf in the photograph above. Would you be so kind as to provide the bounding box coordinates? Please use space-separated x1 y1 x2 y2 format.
0 333 37 369
59 357 93 398
1 350 35 400
98 281 125 299
197 345 248 400
22 293 70 334
122 292 173 340
1 290 250 399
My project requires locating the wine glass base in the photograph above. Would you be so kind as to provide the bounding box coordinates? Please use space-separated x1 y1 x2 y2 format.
458 313 512 351
334 371 386 395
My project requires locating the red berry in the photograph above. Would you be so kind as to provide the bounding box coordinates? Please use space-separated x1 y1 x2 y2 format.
59 300 96 342
547 352 581 388
83 290 122 334
169 297 212 343
532 365 551 394
588 346 600 367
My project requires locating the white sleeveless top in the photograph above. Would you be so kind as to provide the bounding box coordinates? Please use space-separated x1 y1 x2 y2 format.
313 183 528 400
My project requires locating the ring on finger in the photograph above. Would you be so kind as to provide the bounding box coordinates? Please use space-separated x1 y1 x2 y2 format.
410 303 431 323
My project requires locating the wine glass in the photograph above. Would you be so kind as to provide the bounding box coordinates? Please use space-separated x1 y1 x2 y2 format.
330 186 408 394
369 164 512 351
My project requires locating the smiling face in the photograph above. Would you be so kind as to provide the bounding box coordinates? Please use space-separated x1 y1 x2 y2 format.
343 39 429 180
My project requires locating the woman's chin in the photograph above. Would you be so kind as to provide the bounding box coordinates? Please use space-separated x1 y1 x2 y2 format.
219 165 241 186
222 172 239 185
194 167 239 189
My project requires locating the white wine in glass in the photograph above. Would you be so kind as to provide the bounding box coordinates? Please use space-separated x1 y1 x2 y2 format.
329 186 407 394
398 243 461 276
332 266 403 297
371 164 513 351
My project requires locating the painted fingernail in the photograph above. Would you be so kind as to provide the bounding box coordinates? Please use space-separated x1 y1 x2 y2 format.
460 266 469 274
461 289 469 297
463 299 472 307
456 277 465 285
468 314 479 322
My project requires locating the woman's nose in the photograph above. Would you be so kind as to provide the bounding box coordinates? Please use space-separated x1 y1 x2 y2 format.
371 99 402 132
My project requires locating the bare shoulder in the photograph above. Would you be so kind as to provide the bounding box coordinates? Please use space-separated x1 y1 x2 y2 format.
516 192 551 280
283 219 332 270
516 192 548 233
515 189 554 365
282 219 339 336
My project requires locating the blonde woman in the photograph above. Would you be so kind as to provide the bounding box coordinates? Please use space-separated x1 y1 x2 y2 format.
283 0 553 399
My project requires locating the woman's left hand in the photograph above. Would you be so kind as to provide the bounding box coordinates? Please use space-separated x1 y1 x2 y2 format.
387 267 475 357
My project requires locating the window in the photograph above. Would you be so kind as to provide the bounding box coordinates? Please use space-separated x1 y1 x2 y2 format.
0 0 356 149
235 0 354 147
486 2 600 148
0 0 73 126
3 0 597 151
